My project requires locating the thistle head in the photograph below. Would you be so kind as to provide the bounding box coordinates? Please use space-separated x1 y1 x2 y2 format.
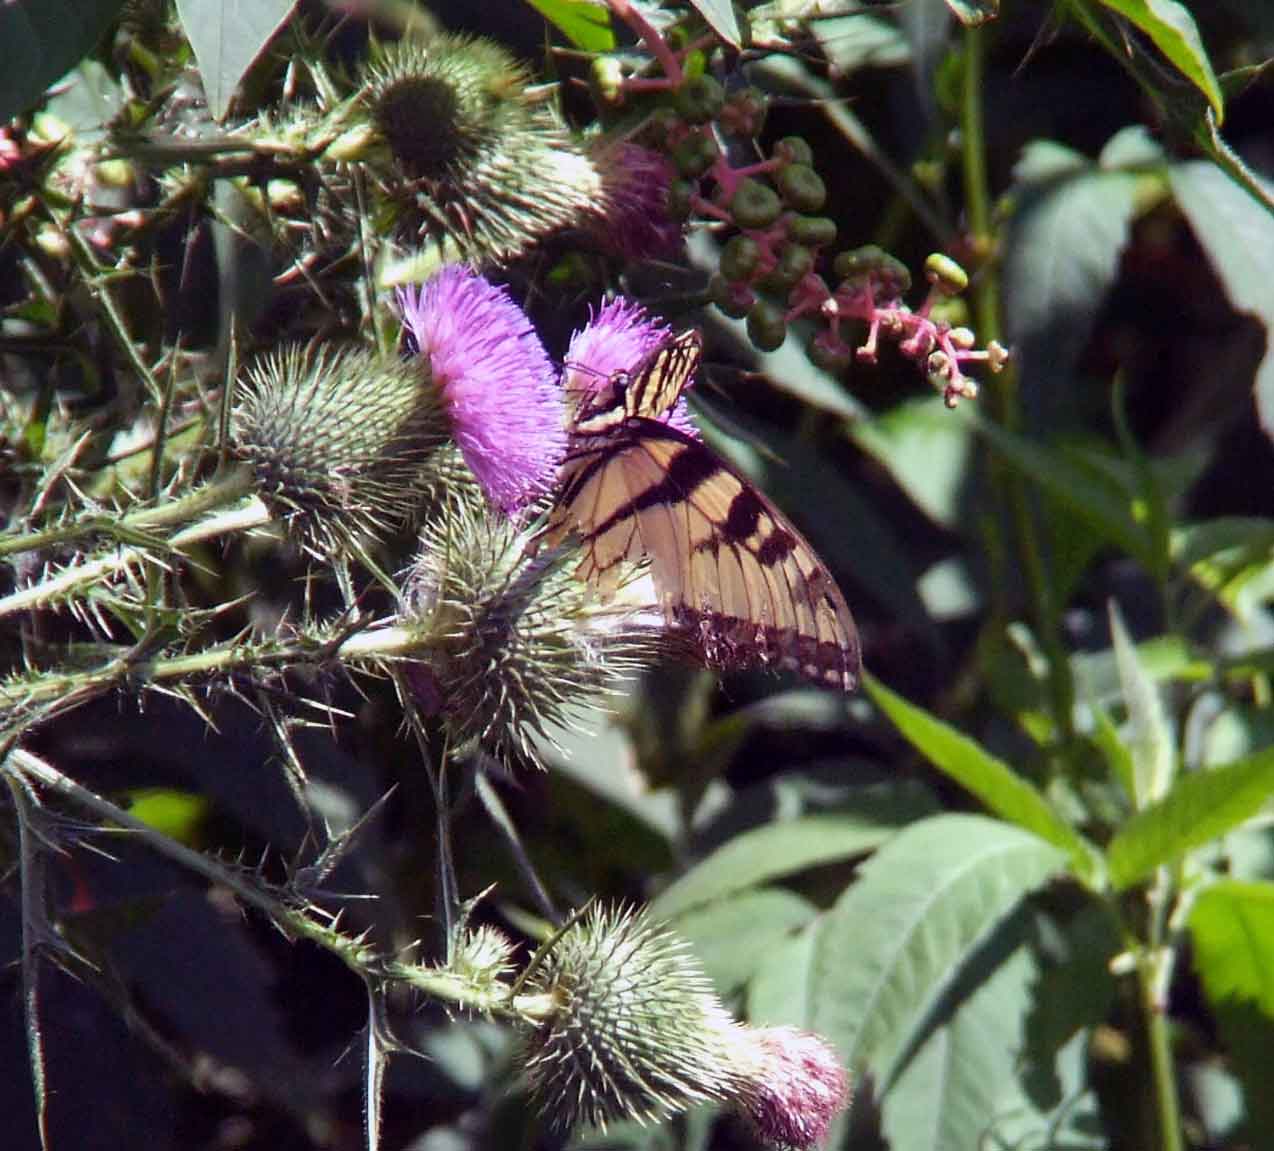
397 266 565 517
231 344 449 553
362 34 606 266
405 494 663 767
563 297 699 440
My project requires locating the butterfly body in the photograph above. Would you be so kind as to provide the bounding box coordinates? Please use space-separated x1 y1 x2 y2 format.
548 329 861 693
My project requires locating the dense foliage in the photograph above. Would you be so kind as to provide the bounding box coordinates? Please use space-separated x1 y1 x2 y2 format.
2 2 1273 1150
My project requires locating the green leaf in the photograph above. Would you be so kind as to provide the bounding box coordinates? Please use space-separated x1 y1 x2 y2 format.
1090 0 1223 120
811 814 1069 1080
867 675 1100 883
810 12 910 74
121 788 210 844
670 888 815 996
748 921 819 1026
524 0 615 52
687 0 741 47
1108 601 1176 807
1189 880 1274 1137
1002 158 1141 418
650 784 935 920
850 396 976 529
1169 161 1274 437
1107 746 1274 890
943 0 998 25
0 0 124 124
174 0 296 120
1072 634 1207 706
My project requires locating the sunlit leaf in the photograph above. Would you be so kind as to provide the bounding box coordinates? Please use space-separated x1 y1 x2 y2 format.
174 0 297 120
687 0 741 46
1107 602 1175 807
1107 746 1274 890
943 0 998 26
867 675 1100 883
524 0 615 51
811 814 1068 1081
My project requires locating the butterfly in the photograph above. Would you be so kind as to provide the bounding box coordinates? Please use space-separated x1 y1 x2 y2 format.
544 329 861 693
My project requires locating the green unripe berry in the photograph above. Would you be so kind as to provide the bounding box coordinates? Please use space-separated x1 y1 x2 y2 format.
810 339 853 374
672 131 719 178
709 274 753 319
747 299 787 352
645 106 680 147
787 215 837 247
924 252 969 295
720 234 762 282
667 179 697 221
760 243 814 292
675 74 725 124
776 163 826 213
833 245 911 294
775 136 814 166
729 178 782 229
723 86 768 136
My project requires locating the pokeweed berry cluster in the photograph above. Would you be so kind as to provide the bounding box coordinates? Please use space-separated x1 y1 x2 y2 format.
597 0 1005 407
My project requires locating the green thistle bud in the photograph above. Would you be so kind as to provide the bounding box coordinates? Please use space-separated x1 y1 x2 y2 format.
730 178 782 229
361 34 605 266
520 906 743 1130
407 494 663 766
232 345 449 552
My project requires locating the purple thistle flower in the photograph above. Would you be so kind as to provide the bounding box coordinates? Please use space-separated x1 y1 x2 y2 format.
564 297 700 439
732 1026 851 1149
398 268 566 516
589 141 684 261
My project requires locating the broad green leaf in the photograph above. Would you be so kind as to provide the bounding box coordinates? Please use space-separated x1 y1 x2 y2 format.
671 888 815 996
524 0 615 52
850 397 975 529
748 921 818 1026
1170 161 1274 437
1189 880 1274 1016
651 785 934 920
174 0 297 120
1091 0 1223 119
1002 160 1140 423
883 940 1100 1151
688 0 741 47
943 0 998 25
0 0 124 125
1107 746 1274 890
811 814 1068 1080
122 788 210 844
867 675 1100 883
1108 601 1175 807
1189 879 1274 1137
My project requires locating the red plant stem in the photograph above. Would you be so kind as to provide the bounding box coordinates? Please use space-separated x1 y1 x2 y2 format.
608 0 684 86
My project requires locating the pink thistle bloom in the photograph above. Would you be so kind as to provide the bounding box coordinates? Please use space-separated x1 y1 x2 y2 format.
731 1026 851 1149
563 297 700 440
398 268 566 515
589 141 684 260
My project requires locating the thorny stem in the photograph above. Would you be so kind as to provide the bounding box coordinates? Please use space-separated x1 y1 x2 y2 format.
960 27 1076 750
2 748 552 1022
0 488 268 621
0 465 257 559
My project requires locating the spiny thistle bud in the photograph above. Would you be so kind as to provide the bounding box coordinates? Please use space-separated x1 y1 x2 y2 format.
362 35 610 267
451 924 518 989
518 906 851 1148
406 494 663 766
232 344 449 552
519 905 743 1130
